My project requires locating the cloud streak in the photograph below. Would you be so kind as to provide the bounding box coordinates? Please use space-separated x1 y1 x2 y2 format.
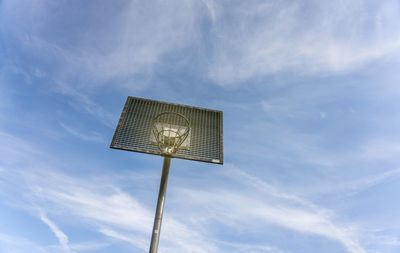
59 122 105 143
39 210 71 253
4 0 399 89
319 167 400 197
0 232 50 253
0 0 201 90
25 170 218 253
171 166 366 253
21 165 365 253
207 0 400 84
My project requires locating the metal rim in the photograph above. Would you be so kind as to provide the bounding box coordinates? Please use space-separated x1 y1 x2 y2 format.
152 112 190 155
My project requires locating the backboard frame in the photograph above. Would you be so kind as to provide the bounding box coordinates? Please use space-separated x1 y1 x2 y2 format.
110 96 223 164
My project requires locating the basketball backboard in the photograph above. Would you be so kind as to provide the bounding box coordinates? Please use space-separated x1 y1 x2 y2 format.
110 96 223 164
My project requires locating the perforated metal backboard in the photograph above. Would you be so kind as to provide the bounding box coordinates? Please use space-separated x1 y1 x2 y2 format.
110 96 223 164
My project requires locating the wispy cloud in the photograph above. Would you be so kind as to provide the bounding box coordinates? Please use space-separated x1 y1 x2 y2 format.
207 0 400 84
261 99 306 119
201 0 217 22
99 228 148 251
171 166 366 253
24 169 218 253
0 0 201 90
0 130 46 167
359 139 400 161
213 240 283 253
68 241 110 252
39 210 71 253
0 232 50 253
5 0 399 88
59 122 105 143
319 167 400 196
21 166 367 252
56 84 117 128
374 235 400 247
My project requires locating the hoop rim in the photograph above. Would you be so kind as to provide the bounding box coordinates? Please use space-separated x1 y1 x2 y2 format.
152 112 191 155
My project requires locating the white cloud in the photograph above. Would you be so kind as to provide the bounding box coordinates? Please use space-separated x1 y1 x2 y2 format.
0 0 205 127
0 69 15 116
0 232 50 253
320 112 328 119
170 166 366 253
4 0 399 89
213 240 280 253
352 168 400 191
39 210 70 253
0 0 201 90
31 176 154 234
54 84 117 128
0 130 47 167
359 139 400 161
99 228 148 251
261 99 305 119
376 236 400 246
319 168 400 196
69 241 109 252
59 122 105 143
201 0 217 22
207 0 400 84
23 169 217 253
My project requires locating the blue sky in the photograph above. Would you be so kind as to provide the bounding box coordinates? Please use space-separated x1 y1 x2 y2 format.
1 0 400 252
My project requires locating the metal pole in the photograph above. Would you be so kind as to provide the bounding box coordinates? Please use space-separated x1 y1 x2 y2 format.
149 156 171 253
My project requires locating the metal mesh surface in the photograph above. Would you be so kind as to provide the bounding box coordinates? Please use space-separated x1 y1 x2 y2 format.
110 96 223 164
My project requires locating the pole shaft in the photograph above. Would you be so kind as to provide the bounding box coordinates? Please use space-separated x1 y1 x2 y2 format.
149 157 171 253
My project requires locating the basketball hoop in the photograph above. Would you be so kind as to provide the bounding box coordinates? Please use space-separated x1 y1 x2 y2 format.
111 97 223 253
152 112 190 155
